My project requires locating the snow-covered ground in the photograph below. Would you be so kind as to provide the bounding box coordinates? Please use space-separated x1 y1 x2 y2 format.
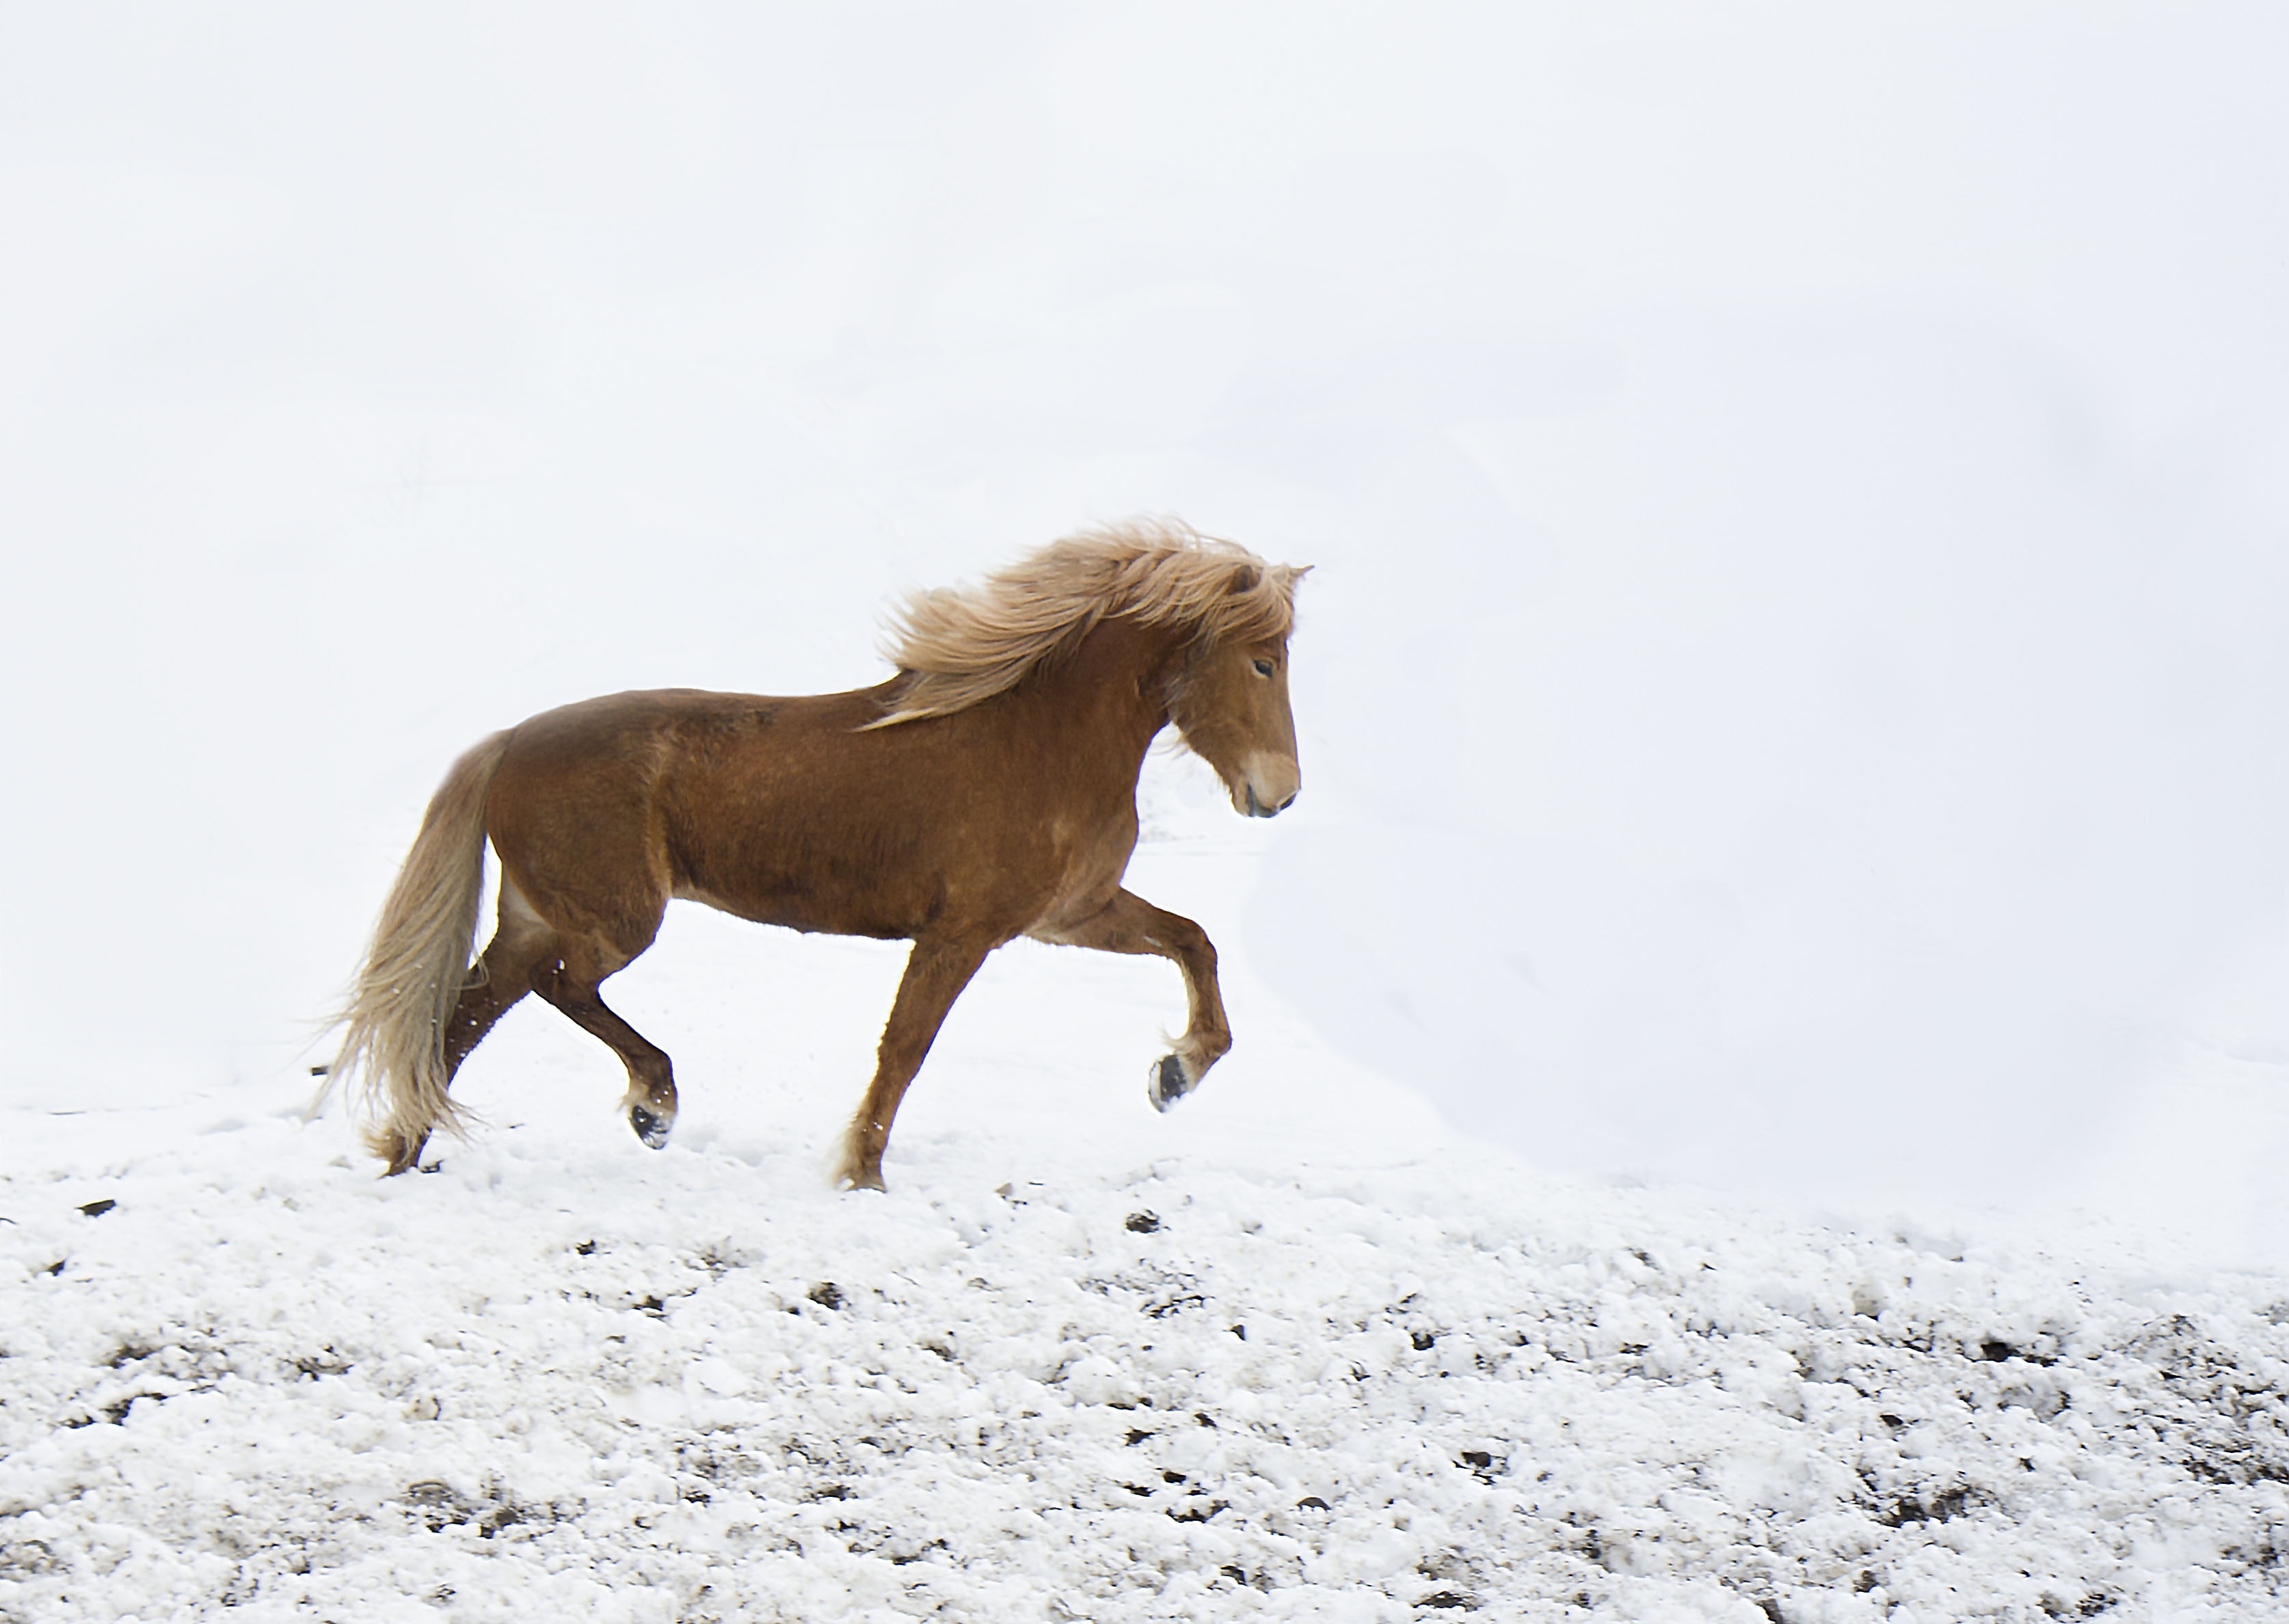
10 782 2289 1621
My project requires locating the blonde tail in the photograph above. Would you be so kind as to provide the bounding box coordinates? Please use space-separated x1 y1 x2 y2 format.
324 731 512 1168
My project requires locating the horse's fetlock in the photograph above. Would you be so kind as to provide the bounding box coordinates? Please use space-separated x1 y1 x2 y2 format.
833 1148 887 1192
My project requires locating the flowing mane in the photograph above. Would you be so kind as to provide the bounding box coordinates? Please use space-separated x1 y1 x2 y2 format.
870 519 1304 727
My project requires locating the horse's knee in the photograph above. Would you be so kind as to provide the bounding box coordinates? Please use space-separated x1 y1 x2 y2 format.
1162 919 1219 986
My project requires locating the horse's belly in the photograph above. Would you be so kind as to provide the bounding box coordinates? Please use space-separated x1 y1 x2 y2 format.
671 879 918 941
669 797 1132 945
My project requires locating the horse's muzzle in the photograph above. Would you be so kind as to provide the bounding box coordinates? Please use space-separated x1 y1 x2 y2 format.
1235 751 1301 818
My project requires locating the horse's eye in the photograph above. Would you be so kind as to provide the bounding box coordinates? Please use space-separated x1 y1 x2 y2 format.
1251 658 1274 678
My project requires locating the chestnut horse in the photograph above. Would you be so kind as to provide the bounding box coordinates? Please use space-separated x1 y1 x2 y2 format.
325 521 1307 1189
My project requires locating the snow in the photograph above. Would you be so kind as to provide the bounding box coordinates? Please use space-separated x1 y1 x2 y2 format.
8 5 2289 1618
11 808 2289 1620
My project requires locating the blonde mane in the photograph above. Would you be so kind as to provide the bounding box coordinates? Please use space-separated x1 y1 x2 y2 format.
870 519 1304 727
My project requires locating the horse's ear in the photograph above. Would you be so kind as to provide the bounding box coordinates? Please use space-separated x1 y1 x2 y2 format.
1227 564 1261 595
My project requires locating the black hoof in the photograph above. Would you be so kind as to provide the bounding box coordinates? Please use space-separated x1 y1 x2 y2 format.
629 1105 671 1149
1149 1055 1193 1113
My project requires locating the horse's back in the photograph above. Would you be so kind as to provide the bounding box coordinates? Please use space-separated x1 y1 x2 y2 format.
495 686 891 785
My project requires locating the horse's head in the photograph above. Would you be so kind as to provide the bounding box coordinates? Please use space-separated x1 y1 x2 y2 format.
1168 564 1307 819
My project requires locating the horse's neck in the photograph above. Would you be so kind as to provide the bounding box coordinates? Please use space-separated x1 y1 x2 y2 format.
1025 617 1179 779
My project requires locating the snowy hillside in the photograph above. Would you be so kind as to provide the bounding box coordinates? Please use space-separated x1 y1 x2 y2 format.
8 833 2289 1622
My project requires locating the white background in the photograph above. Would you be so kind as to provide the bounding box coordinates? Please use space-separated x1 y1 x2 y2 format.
5 3 2286 1243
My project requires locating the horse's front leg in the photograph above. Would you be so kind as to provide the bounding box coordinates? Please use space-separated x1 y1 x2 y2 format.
839 934 995 1191
1034 888 1230 1113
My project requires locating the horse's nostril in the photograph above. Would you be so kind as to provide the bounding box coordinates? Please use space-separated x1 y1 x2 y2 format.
1274 790 1297 813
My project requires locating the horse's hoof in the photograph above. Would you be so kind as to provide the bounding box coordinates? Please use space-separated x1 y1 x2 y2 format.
1149 1054 1194 1113
629 1105 672 1149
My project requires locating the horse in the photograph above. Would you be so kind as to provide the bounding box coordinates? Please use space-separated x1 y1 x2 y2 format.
324 519 1309 1189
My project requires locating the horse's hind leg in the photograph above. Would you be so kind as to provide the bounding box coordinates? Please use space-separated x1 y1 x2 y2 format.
381 882 557 1176
531 938 680 1151
444 883 554 1077
1033 889 1230 1113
